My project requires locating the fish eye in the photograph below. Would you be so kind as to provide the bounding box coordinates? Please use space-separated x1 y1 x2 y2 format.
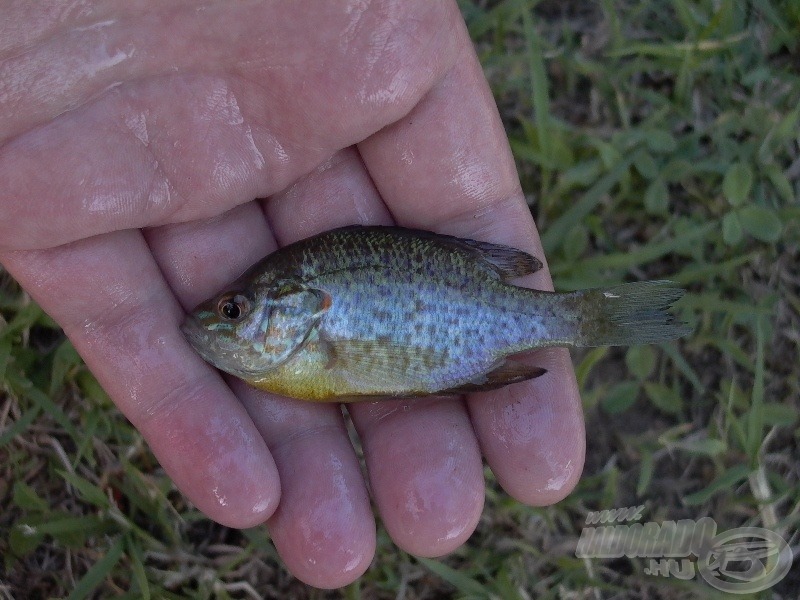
217 293 250 321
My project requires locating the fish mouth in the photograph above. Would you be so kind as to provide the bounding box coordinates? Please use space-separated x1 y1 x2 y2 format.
180 315 278 379
180 317 218 364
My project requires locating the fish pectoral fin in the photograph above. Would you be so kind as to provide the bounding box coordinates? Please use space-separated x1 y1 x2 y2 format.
440 360 547 394
317 335 338 370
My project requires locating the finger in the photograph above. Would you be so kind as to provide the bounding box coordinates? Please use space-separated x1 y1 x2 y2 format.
143 201 270 309
0 231 280 527
1 1 459 141
266 147 486 557
358 24 586 504
234 381 374 589
264 148 393 236
145 199 374 588
1 1 464 250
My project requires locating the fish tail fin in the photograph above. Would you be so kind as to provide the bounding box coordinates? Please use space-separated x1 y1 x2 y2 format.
560 281 690 347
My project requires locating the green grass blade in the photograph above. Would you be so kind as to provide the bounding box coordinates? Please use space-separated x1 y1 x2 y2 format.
745 317 766 463
683 464 750 506
6 369 80 443
660 344 704 393
0 337 10 381
552 221 716 274
636 448 655 497
0 403 42 448
542 149 642 253
519 0 551 184
127 537 151 600
58 470 111 509
67 537 125 600
0 302 45 340
416 557 491 597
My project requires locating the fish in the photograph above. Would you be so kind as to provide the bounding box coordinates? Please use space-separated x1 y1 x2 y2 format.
181 225 690 401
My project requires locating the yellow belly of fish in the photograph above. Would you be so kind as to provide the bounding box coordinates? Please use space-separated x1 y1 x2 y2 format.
247 346 344 401
245 339 436 401
248 344 386 402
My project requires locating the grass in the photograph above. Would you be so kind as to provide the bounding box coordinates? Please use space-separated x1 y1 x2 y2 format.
2 0 799 597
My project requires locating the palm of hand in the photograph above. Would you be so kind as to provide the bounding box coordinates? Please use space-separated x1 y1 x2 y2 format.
0 1 584 588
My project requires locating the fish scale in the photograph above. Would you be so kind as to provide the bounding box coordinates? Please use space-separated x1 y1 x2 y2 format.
312 267 508 386
182 225 690 401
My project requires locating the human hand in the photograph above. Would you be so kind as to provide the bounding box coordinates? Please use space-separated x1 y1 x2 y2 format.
0 1 585 588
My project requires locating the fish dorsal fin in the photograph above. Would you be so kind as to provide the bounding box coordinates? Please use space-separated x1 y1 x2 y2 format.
455 237 543 279
438 359 547 394
328 225 543 280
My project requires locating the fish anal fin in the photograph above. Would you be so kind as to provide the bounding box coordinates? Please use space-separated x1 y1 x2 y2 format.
311 334 547 396
441 360 547 394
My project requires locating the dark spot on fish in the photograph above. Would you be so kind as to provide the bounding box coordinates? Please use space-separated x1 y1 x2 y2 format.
374 308 392 321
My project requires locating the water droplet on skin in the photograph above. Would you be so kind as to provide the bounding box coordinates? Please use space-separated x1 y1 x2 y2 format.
438 523 468 544
124 111 149 146
212 486 228 507
542 458 575 492
342 553 364 573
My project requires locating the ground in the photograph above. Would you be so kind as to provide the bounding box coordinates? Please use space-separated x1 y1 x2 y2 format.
1 0 799 598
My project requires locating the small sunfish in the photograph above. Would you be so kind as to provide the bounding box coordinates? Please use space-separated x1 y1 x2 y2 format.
182 225 689 401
